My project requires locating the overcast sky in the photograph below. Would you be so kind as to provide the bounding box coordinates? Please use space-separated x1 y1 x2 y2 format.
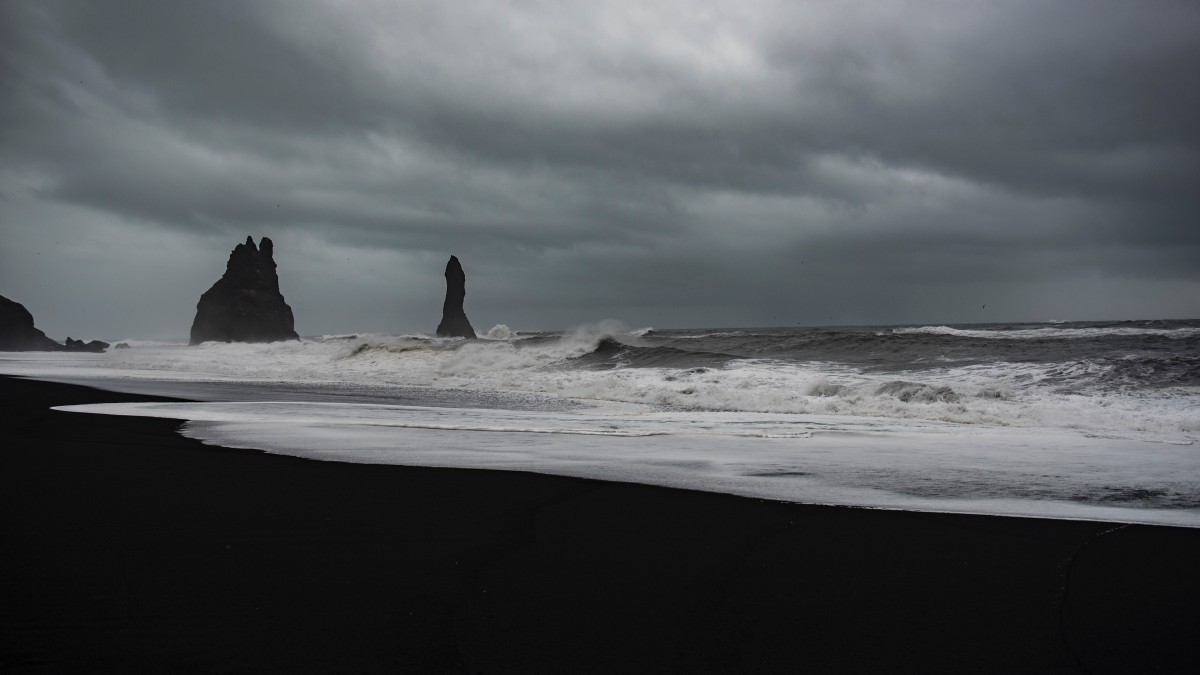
2 0 1198 340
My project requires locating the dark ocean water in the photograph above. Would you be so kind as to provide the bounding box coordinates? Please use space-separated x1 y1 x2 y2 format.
560 319 1200 391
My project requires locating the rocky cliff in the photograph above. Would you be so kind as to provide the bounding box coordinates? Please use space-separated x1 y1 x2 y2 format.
0 295 63 351
0 295 109 352
189 236 299 345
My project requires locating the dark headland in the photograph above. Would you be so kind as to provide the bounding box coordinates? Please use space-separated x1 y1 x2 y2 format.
189 236 299 345
2 375 1197 673
436 255 476 339
0 294 108 352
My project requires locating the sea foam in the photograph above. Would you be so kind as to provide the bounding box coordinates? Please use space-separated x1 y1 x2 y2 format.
54 399 1200 528
2 324 1195 439
6 319 1198 527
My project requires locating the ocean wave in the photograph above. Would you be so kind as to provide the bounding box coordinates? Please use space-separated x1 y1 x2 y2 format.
1097 355 1200 388
483 324 520 340
107 338 189 348
892 325 1200 340
652 330 750 340
571 338 742 370
875 381 961 404
4 321 1195 442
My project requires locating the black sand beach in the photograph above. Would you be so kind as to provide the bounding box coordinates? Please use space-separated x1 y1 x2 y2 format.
2 375 1197 673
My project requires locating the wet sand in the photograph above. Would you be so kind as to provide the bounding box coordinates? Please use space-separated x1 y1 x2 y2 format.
2 375 1197 673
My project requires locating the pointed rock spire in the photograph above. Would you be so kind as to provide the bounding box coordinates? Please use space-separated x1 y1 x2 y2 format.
436 255 476 339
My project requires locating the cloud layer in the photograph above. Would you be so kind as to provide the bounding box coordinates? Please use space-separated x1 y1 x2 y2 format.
3 0 1198 338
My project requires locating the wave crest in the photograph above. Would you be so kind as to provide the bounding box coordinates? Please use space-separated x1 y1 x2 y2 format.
876 381 961 404
893 325 1200 340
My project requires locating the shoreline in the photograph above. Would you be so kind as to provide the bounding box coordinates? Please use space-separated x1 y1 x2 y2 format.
2 375 1197 672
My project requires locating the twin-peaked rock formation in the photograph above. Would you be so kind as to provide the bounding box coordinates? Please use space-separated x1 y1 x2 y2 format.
189 236 299 345
436 255 476 339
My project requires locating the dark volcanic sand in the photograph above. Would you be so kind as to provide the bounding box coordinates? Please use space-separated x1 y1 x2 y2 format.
1 375 1197 673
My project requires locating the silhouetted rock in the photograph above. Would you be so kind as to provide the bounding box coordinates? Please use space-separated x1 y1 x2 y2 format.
189 236 299 345
0 295 62 351
0 295 109 352
436 255 476 339
64 337 110 353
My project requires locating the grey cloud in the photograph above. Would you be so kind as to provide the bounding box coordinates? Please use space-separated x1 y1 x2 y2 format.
1 0 1198 337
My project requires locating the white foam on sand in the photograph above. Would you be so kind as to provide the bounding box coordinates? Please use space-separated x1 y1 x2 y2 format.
55 399 1200 528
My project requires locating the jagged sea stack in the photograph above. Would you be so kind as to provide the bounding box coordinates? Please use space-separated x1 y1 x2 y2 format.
435 255 476 339
189 236 299 345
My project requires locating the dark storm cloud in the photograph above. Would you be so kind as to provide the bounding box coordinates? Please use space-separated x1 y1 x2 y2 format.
2 0 1198 337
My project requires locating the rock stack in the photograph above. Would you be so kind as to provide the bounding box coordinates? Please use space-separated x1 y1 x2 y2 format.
435 255 477 339
189 236 299 345
64 337 110 353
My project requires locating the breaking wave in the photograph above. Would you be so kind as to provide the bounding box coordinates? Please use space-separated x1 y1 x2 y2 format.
893 324 1200 340
3 319 1196 442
